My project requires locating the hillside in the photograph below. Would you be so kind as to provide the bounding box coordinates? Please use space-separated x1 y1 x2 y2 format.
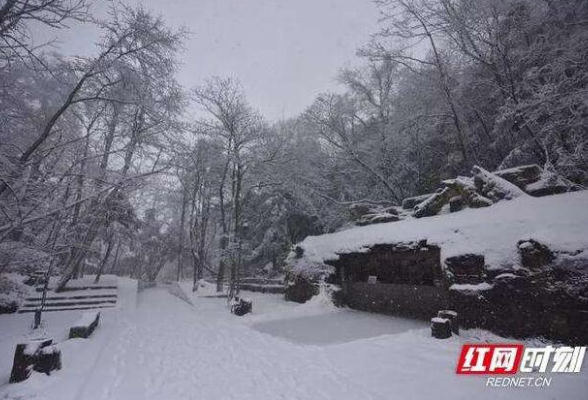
292 190 588 277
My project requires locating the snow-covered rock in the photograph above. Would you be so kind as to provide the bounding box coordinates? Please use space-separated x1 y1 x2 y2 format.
292 190 588 275
472 165 528 201
348 202 401 226
525 168 583 196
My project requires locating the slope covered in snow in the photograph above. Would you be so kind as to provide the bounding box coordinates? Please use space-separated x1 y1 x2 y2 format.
2 286 587 400
294 191 588 274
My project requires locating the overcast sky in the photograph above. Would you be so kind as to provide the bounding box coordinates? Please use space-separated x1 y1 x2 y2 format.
39 0 379 121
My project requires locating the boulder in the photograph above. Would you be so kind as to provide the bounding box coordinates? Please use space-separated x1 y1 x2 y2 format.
494 164 543 188
443 177 493 209
472 166 527 201
350 203 400 226
285 276 318 303
449 196 464 213
518 240 555 270
348 203 373 221
402 193 433 210
413 187 453 218
356 212 400 226
524 169 582 197
380 206 400 215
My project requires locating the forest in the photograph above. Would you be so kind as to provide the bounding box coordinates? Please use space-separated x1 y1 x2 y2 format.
1 0 587 294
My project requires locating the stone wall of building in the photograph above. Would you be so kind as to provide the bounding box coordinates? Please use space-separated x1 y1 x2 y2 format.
325 241 449 319
328 241 443 286
286 238 588 344
450 273 588 345
348 282 450 319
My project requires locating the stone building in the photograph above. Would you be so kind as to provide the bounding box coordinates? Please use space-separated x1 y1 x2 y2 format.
326 241 449 319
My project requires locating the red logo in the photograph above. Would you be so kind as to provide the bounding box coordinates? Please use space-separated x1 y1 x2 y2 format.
457 344 524 374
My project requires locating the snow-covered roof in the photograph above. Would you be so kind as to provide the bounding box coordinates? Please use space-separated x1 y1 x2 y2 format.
292 191 588 276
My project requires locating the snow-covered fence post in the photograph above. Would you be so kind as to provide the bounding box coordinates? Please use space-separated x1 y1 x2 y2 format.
437 310 459 335
34 345 62 375
9 338 60 383
68 311 100 339
431 317 452 339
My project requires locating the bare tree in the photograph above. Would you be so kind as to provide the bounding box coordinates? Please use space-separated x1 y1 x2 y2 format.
365 0 472 167
0 0 90 68
192 77 264 295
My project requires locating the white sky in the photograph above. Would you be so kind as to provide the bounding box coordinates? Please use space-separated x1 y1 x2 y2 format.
37 0 380 121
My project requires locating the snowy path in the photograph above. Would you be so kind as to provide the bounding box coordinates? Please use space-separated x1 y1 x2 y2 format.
75 288 382 400
2 286 587 400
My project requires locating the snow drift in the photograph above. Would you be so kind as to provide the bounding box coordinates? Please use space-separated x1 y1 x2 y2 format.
291 190 588 276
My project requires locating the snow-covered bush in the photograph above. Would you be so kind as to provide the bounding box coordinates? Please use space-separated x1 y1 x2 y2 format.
0 273 29 313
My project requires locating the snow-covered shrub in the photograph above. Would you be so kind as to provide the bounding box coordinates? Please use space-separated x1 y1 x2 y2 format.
0 273 29 313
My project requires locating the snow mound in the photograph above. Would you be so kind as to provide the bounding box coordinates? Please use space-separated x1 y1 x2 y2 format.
293 190 588 273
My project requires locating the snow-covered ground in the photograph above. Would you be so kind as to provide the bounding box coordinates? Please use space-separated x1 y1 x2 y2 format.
293 190 588 276
1 280 587 400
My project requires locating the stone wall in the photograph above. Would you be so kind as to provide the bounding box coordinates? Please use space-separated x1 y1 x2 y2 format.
287 237 588 344
328 242 443 286
325 241 448 319
450 274 588 345
348 282 450 319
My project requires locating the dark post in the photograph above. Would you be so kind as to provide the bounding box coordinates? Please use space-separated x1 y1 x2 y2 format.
438 310 459 335
431 317 452 339
33 262 53 329
9 338 53 383
33 310 42 329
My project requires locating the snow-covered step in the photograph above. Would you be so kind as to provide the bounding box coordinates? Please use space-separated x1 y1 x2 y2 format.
21 275 119 313
25 294 117 302
34 285 117 292
18 304 116 313
19 299 117 312
21 298 117 308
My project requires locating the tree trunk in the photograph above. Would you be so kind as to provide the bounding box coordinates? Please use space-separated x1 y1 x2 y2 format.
109 240 121 275
216 235 227 292
94 235 114 283
176 188 187 281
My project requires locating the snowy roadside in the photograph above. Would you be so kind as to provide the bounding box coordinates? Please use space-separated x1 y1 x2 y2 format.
1 283 586 400
0 276 137 399
178 280 343 324
169 283 588 399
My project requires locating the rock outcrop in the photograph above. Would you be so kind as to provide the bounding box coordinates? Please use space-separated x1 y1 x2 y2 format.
493 164 582 196
284 275 318 303
403 164 584 220
348 203 401 226
402 193 433 210
518 240 555 270
449 246 588 345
